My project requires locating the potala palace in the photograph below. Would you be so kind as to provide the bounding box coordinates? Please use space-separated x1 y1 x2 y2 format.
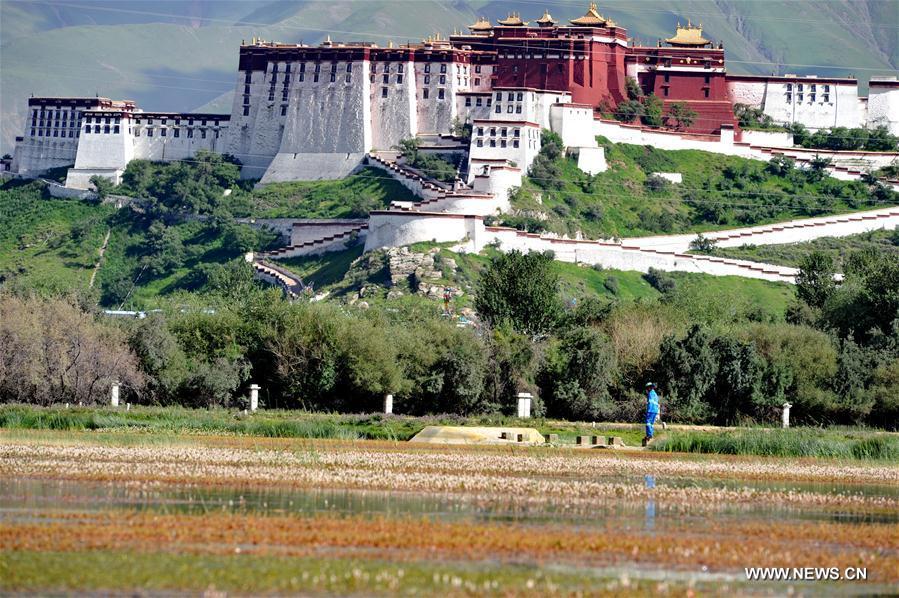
8 3 899 282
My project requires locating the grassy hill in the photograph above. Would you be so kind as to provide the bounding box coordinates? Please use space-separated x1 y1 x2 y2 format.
500 135 895 239
695 229 899 271
3 0 897 153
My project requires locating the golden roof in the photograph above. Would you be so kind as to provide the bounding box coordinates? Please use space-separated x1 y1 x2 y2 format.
570 2 607 26
468 16 493 31
497 12 528 26
535 10 556 26
665 21 711 46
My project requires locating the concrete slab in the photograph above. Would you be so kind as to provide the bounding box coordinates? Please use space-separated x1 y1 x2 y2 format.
409 426 545 445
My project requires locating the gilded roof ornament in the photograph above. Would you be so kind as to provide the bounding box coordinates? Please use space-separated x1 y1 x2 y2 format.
664 20 712 47
536 10 556 26
570 2 607 26
497 12 528 26
468 16 493 31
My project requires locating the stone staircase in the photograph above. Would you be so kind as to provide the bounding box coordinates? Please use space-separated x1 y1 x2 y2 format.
259 223 368 260
250 259 305 299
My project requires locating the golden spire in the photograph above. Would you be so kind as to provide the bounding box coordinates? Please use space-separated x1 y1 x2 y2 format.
665 20 711 47
570 2 608 26
468 16 493 31
497 11 527 26
536 9 556 26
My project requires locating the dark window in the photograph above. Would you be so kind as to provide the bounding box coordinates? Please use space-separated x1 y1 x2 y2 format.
313 74 319 82
424 75 430 84
146 128 152 136
346 63 352 72
438 88 445 99
501 140 507 148
172 128 178 137
663 88 669 97
201 130 206 139
383 74 389 84
476 97 482 106
134 129 139 137
30 128 35 136
474 78 480 86
299 73 305 82
345 74 351 83
516 92 523 101
397 75 403 84
187 129 193 138
330 73 336 82
475 65 481 73
465 97 471 106
382 87 388 98
489 139 496 147
300 63 306 72
440 64 446 73
703 89 709 98
280 105 287 116
423 88 429 99
269 91 275 101
314 64 321 72
513 140 519 148
495 104 501 113
424 64 430 73
439 75 445 84
331 62 337 72
704 75 710 84
477 127 484 136
490 128 496 136
243 106 250 116
516 105 522 113
476 139 483 147
160 128 166 136
397 63 404 73
104 125 110 133
664 74 670 83
114 125 120 134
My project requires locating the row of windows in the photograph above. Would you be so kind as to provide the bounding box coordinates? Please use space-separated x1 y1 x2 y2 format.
263 62 485 76
476 139 520 148
660 87 710 98
786 83 831 93
31 108 82 118
30 128 79 138
31 120 80 128
786 93 831 103
476 126 522 138
463 97 492 107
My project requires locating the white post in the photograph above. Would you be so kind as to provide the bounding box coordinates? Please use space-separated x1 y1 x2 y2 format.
782 402 792 428
110 381 120 407
384 394 394 415
249 384 261 412
516 392 532 419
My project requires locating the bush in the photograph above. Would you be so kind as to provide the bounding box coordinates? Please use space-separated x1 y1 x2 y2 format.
643 268 676 294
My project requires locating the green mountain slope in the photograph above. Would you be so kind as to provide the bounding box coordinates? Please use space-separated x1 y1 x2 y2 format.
2 0 897 153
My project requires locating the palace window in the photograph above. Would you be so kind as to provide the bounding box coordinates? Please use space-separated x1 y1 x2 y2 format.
300 64 306 72
424 64 431 73
187 129 193 138
507 105 514 113
438 88 445 100
345 74 351 83
490 128 496 136
30 128 35 136
280 105 287 116
160 128 166 137
664 74 670 83
465 97 471 107
201 130 207 139
314 64 321 73
440 64 446 73
424 75 430 84
513 140 519 148
496 92 502 100
244 85 251 95
501 140 507 148
172 128 179 138
331 63 338 73
346 63 352 72
398 64 404 73
104 125 110 134
474 77 480 87
313 74 319 82
423 88 429 99
330 73 336 82
501 128 507 137
495 105 501 113
146 128 152 137
516 92 523 101
516 105 522 113
397 75 403 84
663 88 669 97
476 97 482 106
475 65 481 73
786 93 792 103
245 72 252 83
513 128 520 137
269 91 275 101
383 74 389 84
477 127 484 136
507 92 514 101
285 64 291 73
299 73 305 82
798 93 803 102
476 139 483 147
382 87 388 98
703 89 709 98
282 90 289 100
487 98 492 107
704 75 711 84
243 106 250 116
134 129 139 137
439 75 445 84
810 93 815 102
489 139 496 147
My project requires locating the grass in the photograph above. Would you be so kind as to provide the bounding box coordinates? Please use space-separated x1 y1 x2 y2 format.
694 229 899 270
0 179 114 293
229 167 418 219
0 404 646 446
652 428 899 461
506 138 893 240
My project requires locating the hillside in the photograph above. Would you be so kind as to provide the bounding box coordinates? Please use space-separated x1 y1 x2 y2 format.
3 0 897 153
499 135 895 239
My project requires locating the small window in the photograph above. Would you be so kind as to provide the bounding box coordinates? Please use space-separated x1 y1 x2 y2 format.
104 125 110 134
663 87 669 97
475 65 481 74
823 94 830 102
440 64 446 73
424 64 431 73
397 75 403 84
299 73 305 82
476 139 483 147
513 140 519 148
490 128 496 136
330 73 336 82
477 127 484 136
476 97 482 107
172 128 179 137
146 128 153 137
438 88 445 100
516 92 523 101
382 63 390 73
345 74 351 83
474 78 480 86
383 74 389 84
465 97 472 107
160 128 166 137
513 129 520 138
201 130 206 139
516 105 522 114
496 92 502 100
187 129 193 138
313 74 319 83
314 64 321 73
507 105 514 113
346 63 352 72
134 129 139 137
487 98 492 107
439 75 445 84
281 105 287 116
243 106 250 116
424 75 430 84
786 93 792 103
704 75 710 85
810 93 816 102
495 105 501 113
703 89 709 98
501 128 507 137
489 139 496 147
331 63 337 73
501 140 507 148
382 87 388 98
397 63 404 73
664 74 670 83
507 92 514 101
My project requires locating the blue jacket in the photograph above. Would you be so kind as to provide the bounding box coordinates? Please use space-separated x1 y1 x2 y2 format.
647 389 660 414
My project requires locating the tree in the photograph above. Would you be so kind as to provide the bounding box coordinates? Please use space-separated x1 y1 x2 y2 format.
625 76 643 101
393 137 420 162
689 234 717 254
89 175 114 201
615 99 644 123
475 250 562 337
795 251 836 309
665 102 697 130
641 94 664 128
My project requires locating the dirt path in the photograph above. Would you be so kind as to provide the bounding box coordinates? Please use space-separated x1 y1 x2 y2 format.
88 228 111 289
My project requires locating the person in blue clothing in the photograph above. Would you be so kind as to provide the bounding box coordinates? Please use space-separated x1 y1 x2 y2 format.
643 382 660 446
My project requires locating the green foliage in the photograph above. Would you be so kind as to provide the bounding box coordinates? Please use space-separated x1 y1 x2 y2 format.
89 175 114 200
641 94 664 128
625 76 643 101
689 234 716 253
795 251 837 309
475 250 562 337
797 125 899 152
733 103 780 131
665 102 697 131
